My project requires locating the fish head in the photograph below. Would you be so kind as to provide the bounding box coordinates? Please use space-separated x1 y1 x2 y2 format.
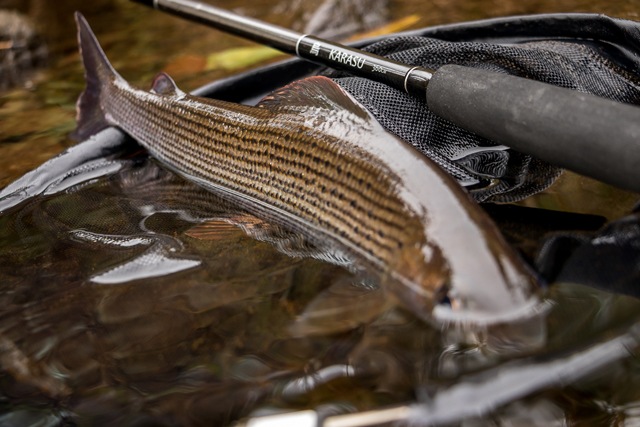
385 237 548 355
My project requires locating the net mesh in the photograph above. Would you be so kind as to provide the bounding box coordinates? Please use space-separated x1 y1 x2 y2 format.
328 36 640 202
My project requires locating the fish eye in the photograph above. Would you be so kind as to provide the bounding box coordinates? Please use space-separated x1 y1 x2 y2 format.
438 294 452 306
435 283 452 307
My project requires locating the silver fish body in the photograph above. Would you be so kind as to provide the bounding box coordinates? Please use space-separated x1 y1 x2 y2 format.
73 12 543 331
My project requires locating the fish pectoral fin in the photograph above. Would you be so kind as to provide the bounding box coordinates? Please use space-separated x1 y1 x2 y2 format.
150 72 185 97
185 217 255 241
257 76 371 120
289 276 392 336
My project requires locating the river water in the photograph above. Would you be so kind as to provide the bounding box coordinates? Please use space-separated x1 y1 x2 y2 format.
1 0 640 426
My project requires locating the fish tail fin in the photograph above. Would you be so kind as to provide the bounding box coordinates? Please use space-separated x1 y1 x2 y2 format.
71 12 122 141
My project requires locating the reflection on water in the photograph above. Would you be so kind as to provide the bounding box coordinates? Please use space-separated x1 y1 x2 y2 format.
0 154 352 424
0 139 639 426
1 0 640 425
0 150 446 425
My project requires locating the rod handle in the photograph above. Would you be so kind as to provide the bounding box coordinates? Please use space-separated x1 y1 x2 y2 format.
427 64 640 192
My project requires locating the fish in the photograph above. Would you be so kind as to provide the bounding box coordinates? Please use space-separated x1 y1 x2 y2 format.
72 12 543 333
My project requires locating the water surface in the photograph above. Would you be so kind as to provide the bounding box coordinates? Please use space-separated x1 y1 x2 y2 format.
1 0 640 426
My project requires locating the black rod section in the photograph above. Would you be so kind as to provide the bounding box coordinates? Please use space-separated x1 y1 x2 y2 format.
131 0 433 94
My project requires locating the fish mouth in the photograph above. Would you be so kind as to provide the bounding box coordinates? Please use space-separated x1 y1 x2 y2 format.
432 296 551 327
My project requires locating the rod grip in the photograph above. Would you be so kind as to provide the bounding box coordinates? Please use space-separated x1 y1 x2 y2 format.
427 64 640 192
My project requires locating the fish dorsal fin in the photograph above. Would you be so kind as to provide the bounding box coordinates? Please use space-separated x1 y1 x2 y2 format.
151 72 184 96
257 76 370 120
257 76 391 146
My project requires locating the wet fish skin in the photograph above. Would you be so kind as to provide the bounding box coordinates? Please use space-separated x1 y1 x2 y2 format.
72 12 541 328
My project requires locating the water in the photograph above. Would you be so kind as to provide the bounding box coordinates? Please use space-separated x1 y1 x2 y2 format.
1 0 640 426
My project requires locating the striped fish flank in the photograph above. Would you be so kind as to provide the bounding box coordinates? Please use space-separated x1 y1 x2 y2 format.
73 12 543 330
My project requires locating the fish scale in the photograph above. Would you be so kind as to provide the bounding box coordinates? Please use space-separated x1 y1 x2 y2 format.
139 94 406 221
111 87 410 261
73 12 542 329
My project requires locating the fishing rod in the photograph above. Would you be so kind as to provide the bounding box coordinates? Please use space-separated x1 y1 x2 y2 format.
130 0 640 192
